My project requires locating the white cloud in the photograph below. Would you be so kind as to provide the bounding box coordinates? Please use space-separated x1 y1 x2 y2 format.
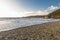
23 10 49 16
48 5 59 11
23 5 59 17
36 10 49 15
42 5 59 14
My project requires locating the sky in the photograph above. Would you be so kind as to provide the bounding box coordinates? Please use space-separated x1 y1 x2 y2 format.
0 0 60 17
16 0 60 11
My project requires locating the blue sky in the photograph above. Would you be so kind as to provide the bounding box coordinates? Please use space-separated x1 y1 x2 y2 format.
16 0 60 11
0 0 60 17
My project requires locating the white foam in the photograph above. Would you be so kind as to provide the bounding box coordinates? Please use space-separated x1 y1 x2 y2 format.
0 18 60 32
0 21 11 25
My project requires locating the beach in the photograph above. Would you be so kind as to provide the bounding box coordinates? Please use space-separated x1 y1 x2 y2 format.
0 0 60 40
0 18 59 32
0 20 60 40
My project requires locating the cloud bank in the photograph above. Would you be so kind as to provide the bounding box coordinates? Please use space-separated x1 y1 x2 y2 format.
24 5 59 16
48 5 59 11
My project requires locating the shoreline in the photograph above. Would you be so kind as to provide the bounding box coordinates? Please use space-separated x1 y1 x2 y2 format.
0 18 60 32
0 19 60 32
0 20 60 40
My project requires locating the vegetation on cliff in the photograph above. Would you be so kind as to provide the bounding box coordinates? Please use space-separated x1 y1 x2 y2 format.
48 9 60 18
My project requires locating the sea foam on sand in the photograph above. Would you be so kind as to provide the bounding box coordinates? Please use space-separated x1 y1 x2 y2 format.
0 18 60 32
0 21 11 25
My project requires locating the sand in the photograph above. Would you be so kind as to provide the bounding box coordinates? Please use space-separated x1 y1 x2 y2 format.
0 21 60 40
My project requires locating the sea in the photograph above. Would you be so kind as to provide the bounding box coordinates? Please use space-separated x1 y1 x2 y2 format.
0 17 59 32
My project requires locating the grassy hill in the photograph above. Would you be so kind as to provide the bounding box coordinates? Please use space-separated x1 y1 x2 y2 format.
0 21 60 40
48 9 60 18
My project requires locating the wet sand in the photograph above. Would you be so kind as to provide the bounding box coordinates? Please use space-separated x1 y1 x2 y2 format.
0 21 60 40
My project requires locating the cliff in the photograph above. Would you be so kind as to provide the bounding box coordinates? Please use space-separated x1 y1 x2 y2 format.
48 9 60 18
